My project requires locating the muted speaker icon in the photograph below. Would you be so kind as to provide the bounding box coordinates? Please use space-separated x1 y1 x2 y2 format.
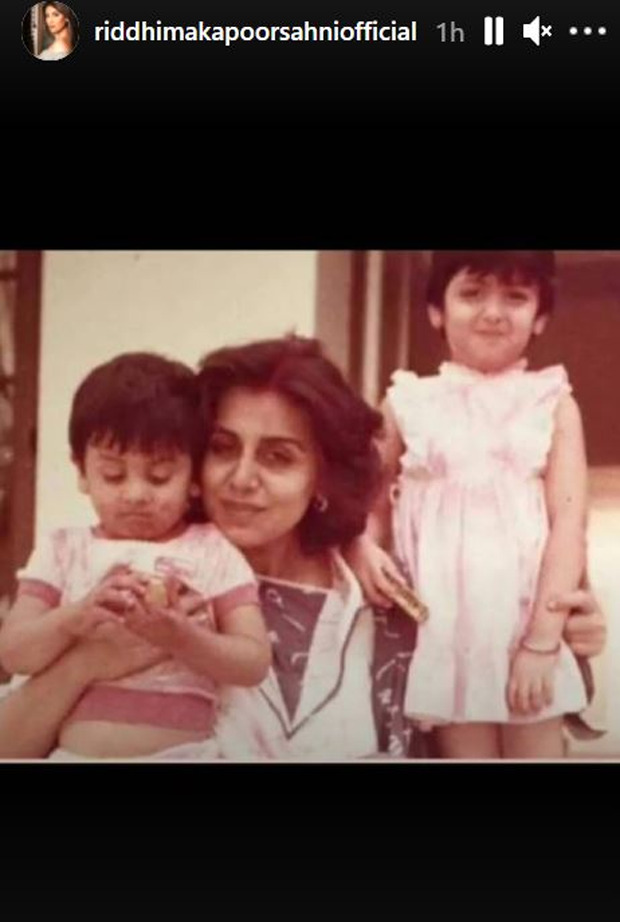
523 16 552 45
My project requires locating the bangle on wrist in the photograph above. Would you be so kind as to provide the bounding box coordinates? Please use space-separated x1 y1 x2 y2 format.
520 639 561 656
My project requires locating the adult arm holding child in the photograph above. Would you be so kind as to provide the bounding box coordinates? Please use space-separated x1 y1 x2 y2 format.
0 636 165 758
557 588 606 657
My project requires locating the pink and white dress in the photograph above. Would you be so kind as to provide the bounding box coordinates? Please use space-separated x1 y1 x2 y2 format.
17 523 259 734
387 361 587 725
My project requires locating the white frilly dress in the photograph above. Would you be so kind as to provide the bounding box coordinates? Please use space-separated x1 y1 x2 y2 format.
387 361 587 724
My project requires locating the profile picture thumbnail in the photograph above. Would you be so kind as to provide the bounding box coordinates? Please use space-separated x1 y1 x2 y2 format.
22 2 79 61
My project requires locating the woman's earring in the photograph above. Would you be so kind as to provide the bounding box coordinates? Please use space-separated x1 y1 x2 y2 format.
313 494 329 513
185 483 202 512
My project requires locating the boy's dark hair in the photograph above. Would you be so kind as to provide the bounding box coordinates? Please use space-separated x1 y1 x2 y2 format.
69 352 205 472
427 251 556 316
196 335 383 554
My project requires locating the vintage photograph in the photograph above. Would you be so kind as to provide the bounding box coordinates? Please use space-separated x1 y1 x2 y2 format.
0 250 616 760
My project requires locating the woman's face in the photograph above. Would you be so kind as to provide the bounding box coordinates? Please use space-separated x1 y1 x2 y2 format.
44 5 68 34
201 387 320 555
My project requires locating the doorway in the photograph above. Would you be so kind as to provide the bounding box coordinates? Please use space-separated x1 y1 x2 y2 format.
0 251 42 645
318 250 620 466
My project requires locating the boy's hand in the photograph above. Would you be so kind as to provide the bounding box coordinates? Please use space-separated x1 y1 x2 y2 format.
87 618 149 648
345 535 404 608
65 567 148 639
121 583 212 653
166 577 213 624
73 636 166 684
507 647 558 716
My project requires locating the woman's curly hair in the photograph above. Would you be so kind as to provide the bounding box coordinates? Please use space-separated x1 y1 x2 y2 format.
196 335 384 553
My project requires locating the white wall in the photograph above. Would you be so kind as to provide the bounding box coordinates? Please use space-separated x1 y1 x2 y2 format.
36 251 318 535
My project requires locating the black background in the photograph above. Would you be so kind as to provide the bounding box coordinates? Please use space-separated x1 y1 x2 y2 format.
4 0 620 126
3 151 620 860
3 0 620 860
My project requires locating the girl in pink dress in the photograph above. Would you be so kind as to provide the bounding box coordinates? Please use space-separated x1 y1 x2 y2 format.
347 252 589 759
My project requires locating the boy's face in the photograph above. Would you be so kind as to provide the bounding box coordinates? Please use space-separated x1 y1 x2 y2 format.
428 268 548 374
76 438 195 540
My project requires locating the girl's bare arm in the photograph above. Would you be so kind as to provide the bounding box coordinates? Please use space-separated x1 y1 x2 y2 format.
524 394 589 648
344 398 406 605
365 398 405 547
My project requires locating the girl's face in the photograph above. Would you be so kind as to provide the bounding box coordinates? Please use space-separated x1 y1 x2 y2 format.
201 387 319 557
428 268 548 374
77 439 194 541
44 5 68 34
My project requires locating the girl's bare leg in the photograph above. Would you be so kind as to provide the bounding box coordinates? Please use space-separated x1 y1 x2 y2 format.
435 722 501 759
500 717 565 759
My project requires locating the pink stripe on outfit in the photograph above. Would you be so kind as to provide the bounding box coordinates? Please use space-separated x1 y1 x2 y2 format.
212 582 259 618
17 579 61 608
16 522 260 736
70 686 217 732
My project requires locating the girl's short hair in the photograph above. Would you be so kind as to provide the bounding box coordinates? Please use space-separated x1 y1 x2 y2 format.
197 335 383 553
69 352 205 472
427 251 556 316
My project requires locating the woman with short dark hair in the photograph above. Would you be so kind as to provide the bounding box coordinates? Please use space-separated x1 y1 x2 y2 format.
195 336 397 757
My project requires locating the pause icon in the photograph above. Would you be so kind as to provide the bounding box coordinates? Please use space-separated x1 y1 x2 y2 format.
484 15 504 45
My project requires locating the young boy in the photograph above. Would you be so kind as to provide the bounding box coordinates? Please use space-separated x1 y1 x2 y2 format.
0 352 271 759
